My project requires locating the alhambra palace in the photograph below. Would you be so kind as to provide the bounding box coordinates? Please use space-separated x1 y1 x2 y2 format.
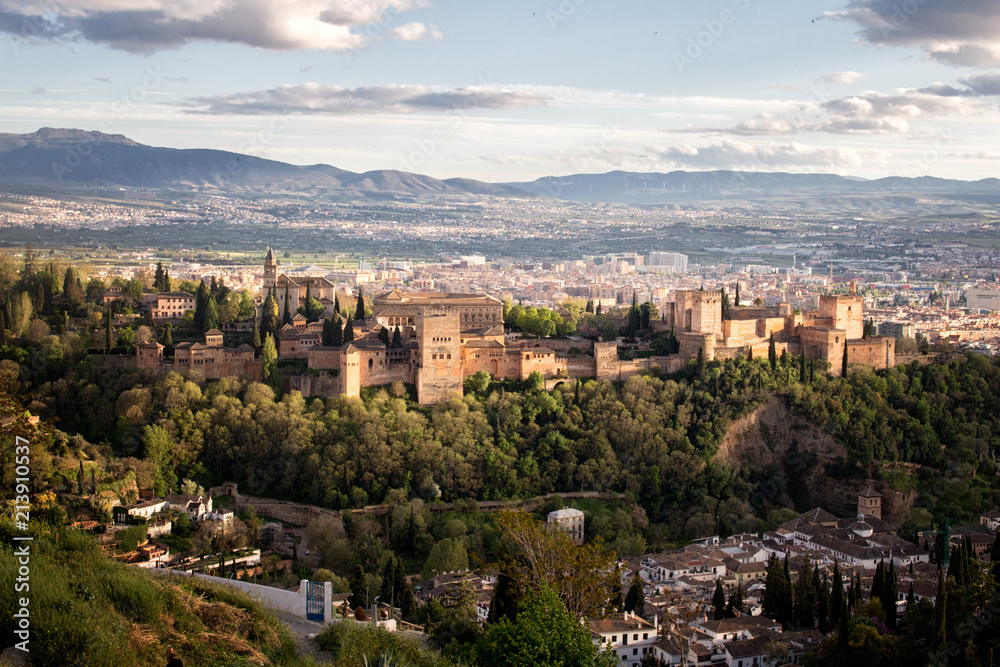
138 250 895 405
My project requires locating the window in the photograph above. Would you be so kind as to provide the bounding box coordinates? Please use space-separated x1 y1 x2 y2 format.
633 634 638 641
643 633 648 640
632 649 637 656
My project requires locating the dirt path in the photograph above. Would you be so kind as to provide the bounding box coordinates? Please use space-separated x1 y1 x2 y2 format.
271 610 335 665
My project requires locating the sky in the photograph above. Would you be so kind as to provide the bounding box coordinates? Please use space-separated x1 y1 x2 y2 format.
1 0 1000 181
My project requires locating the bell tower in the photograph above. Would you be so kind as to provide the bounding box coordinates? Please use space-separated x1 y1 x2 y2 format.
264 247 278 290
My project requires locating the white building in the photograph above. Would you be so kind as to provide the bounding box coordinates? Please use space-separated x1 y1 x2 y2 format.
547 506 585 545
590 612 659 667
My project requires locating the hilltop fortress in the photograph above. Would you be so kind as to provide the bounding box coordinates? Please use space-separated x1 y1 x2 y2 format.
139 251 895 405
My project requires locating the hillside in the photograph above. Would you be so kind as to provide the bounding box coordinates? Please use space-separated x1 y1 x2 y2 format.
4 128 1000 207
713 395 915 524
0 530 310 666
0 128 531 199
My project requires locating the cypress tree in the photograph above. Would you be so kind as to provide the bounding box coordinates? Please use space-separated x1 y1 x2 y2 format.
842 342 849 377
488 565 520 624
163 267 170 290
696 344 706 376
782 556 794 623
204 296 219 332
906 582 915 607
105 307 112 353
77 460 85 495
321 316 332 346
799 349 807 383
154 262 164 291
830 562 845 626
194 280 209 332
726 586 744 618
332 316 343 346
391 325 402 348
734 283 741 307
794 557 817 629
378 326 390 346
720 287 731 320
624 572 645 614
934 567 947 650
768 332 777 371
260 290 280 344
713 579 727 619
884 559 898 629
355 287 365 320
251 319 261 351
283 282 292 325
343 317 354 342
817 572 831 634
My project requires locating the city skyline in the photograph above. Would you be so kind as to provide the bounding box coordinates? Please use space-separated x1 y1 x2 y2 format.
3 1 1000 181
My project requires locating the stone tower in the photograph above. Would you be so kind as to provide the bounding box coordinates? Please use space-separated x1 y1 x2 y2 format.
414 307 463 405
263 247 278 291
857 486 882 520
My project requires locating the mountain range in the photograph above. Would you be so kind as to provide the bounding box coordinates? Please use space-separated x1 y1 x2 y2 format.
2 128 1000 204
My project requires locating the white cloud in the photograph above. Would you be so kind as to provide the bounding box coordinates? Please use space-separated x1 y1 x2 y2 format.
0 0 431 52
182 83 551 115
388 22 442 41
688 88 986 137
651 140 886 171
828 0 1000 67
821 71 866 86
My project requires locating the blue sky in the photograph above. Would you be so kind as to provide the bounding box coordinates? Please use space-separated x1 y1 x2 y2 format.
2 0 999 180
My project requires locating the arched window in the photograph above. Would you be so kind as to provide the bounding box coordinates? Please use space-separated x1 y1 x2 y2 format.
368 358 373 368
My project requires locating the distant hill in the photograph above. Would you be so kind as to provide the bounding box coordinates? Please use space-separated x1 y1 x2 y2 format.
0 127 531 199
3 128 999 204
507 169 1000 203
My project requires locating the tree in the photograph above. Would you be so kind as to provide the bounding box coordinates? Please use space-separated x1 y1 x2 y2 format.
391 326 402 348
321 316 333 346
355 287 365 321
493 511 617 620
476 586 615 667
283 282 292 325
194 280 209 332
624 572 645 614
713 579 727 619
734 283 741 307
262 334 277 384
842 342 849 377
343 317 355 343
720 287 731 320
332 316 344 346
726 585 744 618
77 460 85 495
799 349 807 383
104 307 113 352
696 344 705 376
422 538 468 579
143 424 176 496
154 262 165 291
830 562 845 627
794 557 817 629
378 326 390 346
251 319 261 352
768 332 777 372
203 296 219 332
260 289 280 343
